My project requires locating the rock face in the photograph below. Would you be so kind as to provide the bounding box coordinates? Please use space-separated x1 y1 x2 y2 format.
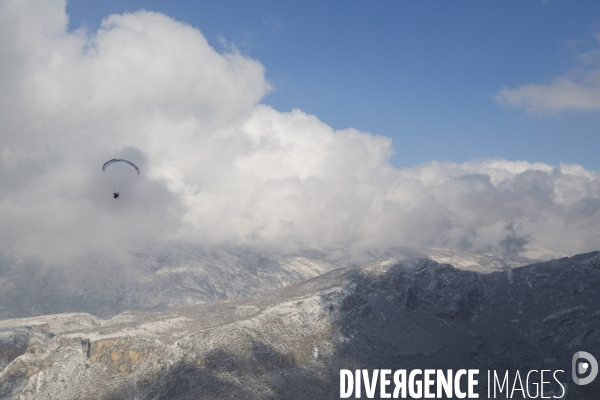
1 252 598 399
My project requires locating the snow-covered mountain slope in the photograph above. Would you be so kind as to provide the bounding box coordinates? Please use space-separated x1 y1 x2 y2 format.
414 247 560 272
1 252 598 399
0 244 562 320
0 245 338 320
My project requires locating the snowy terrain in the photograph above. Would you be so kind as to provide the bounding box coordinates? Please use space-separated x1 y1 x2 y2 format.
0 244 554 320
1 251 598 399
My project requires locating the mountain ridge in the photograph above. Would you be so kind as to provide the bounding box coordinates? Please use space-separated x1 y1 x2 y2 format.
0 244 557 321
1 251 599 398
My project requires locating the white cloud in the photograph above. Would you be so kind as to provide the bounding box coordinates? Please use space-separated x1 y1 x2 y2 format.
495 34 600 115
1 0 599 267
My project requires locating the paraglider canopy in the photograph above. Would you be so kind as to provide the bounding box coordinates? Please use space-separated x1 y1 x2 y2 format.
102 159 140 175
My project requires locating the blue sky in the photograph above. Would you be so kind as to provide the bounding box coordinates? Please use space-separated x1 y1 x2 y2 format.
65 1 600 170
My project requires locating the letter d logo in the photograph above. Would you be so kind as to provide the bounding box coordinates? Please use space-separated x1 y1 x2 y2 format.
572 351 598 385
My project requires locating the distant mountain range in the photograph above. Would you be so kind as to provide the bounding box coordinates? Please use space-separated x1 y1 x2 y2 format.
0 244 558 320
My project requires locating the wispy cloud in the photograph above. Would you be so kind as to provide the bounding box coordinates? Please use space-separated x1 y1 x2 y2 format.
495 33 600 116
263 16 285 30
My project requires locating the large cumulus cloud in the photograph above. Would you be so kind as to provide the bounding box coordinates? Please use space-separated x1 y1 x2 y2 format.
1 0 599 266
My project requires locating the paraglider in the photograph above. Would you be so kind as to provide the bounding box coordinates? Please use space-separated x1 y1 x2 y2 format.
102 159 140 198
